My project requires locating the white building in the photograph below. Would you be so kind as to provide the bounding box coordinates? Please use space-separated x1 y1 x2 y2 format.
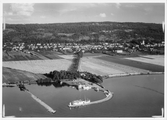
115 50 123 53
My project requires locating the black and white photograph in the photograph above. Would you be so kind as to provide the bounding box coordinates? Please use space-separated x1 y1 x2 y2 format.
1 0 166 118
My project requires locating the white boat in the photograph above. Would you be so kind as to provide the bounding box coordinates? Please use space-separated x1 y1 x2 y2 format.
68 99 90 107
2 83 16 87
105 91 111 97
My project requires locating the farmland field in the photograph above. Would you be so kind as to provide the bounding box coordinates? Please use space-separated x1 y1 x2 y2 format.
3 51 64 61
3 59 71 74
97 55 164 72
125 55 164 66
2 53 165 117
3 51 42 61
3 54 150 75
3 67 47 83
38 51 63 59
83 53 105 57
79 57 149 75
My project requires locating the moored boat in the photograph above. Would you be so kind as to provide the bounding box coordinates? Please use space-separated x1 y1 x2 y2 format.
68 99 91 107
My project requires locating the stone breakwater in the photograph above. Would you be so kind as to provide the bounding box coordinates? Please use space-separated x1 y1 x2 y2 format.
68 90 113 108
64 79 114 108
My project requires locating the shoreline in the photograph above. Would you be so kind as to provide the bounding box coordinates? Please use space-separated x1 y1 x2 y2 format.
61 71 164 108
3 72 164 113
2 70 164 86
61 78 114 108
103 71 164 79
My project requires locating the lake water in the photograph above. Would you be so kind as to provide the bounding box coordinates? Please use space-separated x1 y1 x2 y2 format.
3 74 164 117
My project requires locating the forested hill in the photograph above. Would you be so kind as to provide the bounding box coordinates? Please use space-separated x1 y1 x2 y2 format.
3 22 164 44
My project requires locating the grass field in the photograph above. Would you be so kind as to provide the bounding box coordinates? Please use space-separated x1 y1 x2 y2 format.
3 52 164 84
97 55 164 72
3 59 72 74
3 54 150 76
3 67 47 83
3 51 64 61
2 54 164 85
80 57 149 75
125 55 164 66
83 53 105 57
38 51 63 59
3 51 42 61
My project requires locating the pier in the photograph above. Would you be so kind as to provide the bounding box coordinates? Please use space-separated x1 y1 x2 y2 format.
26 90 56 114
68 90 113 108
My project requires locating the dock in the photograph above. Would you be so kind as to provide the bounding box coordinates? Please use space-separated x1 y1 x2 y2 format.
68 91 113 108
26 90 56 114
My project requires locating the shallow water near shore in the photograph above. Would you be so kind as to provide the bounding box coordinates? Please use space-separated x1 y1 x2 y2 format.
3 74 164 117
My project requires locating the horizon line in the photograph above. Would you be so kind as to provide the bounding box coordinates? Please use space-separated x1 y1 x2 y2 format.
4 21 162 25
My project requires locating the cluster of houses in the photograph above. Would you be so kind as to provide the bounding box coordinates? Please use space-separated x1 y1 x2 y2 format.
78 84 92 90
3 40 164 55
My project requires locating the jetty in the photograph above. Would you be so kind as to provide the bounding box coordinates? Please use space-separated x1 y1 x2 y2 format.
3 83 56 114
26 90 56 114
68 90 113 108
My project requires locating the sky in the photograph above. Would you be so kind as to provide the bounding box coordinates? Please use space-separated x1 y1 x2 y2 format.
3 3 165 24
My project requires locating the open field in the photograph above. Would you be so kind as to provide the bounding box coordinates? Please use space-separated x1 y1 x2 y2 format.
97 55 164 72
79 57 149 75
3 59 72 74
58 55 75 59
83 53 105 57
29 51 50 60
38 51 63 59
3 67 47 83
3 51 42 61
125 55 164 66
3 51 63 61
3 54 151 76
3 54 164 117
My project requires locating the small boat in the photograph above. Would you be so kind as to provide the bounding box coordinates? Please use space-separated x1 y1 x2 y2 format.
68 99 90 108
105 92 111 97
2 83 15 87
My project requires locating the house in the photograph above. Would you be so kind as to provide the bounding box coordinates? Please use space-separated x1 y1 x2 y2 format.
115 50 123 53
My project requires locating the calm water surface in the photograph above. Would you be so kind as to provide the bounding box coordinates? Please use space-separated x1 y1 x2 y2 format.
3 74 164 117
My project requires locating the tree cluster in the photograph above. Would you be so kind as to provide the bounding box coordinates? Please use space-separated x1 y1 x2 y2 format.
43 70 103 84
68 50 83 72
44 70 81 81
3 22 164 44
80 72 103 84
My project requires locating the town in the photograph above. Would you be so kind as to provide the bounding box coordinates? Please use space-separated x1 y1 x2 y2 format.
3 39 164 61
3 22 164 61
